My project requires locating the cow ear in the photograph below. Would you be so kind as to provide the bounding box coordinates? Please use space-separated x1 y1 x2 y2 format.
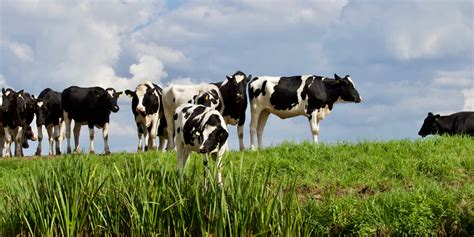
246 74 252 83
193 130 201 138
428 112 434 117
334 74 341 82
218 128 228 145
1 88 5 95
434 114 441 120
226 75 232 80
125 90 134 98
116 91 123 97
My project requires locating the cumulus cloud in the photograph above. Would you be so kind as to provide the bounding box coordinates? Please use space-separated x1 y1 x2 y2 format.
463 88 474 111
129 55 167 83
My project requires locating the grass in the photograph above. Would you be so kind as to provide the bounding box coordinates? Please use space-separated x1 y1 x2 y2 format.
0 136 473 235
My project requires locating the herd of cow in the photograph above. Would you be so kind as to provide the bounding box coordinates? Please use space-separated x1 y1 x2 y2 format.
1 70 473 171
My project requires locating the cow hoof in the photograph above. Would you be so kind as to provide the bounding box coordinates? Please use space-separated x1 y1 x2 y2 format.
67 148 72 154
104 151 111 155
89 151 95 155
35 150 41 156
56 150 62 156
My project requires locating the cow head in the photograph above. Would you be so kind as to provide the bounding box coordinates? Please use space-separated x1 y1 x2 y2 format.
223 71 250 104
35 99 48 125
125 83 159 116
418 112 440 137
1 88 16 112
199 124 228 154
195 89 221 110
333 74 362 103
96 88 122 113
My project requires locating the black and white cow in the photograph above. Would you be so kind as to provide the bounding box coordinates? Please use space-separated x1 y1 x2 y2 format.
418 112 474 137
34 88 64 156
248 74 362 149
62 86 122 155
125 81 167 151
162 84 223 150
174 104 229 185
1 89 37 157
212 71 251 151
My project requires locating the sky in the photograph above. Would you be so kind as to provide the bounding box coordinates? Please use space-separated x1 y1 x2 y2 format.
1 0 473 154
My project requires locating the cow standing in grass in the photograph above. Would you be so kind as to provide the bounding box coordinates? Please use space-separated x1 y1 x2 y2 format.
34 88 65 156
62 86 122 155
248 74 362 150
174 103 229 185
125 81 167 151
1 89 37 157
212 71 251 151
162 84 223 150
418 112 474 137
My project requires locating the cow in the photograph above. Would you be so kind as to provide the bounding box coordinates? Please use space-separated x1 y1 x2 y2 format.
174 103 229 186
162 84 223 150
125 81 167 151
1 89 37 157
34 88 65 156
418 112 474 137
62 86 122 155
248 74 362 150
212 71 251 151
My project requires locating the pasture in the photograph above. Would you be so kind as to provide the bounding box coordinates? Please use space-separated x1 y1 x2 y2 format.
0 136 473 235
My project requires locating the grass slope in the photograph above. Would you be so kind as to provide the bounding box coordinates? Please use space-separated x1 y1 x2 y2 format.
0 137 473 235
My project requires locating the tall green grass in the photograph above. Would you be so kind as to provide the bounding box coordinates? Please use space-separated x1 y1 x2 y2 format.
0 136 473 235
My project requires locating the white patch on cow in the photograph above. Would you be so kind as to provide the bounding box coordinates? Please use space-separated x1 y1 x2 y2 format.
234 74 245 83
107 89 114 97
346 76 355 87
317 105 332 120
5 90 11 96
0 96 2 105
37 101 44 108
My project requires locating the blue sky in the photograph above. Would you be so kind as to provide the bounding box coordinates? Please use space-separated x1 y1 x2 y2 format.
1 0 473 154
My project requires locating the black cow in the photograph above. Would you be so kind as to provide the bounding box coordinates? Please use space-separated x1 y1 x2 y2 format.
62 86 122 155
418 112 474 137
34 88 64 156
174 103 229 186
248 74 362 149
212 71 251 151
125 81 167 151
1 88 37 157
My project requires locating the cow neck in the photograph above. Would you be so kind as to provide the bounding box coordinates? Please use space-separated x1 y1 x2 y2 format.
323 80 340 110
436 116 454 135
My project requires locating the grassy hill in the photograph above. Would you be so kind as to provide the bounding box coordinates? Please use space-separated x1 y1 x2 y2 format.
0 137 473 235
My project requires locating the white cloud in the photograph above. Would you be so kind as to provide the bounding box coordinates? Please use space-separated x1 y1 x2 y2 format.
2 40 34 62
108 120 136 137
129 55 167 83
463 88 474 111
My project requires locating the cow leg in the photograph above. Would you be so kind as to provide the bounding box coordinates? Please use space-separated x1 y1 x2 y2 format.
73 123 81 154
237 125 245 151
257 110 270 149
249 108 261 150
176 142 189 175
103 123 111 155
137 123 145 152
164 110 175 151
64 112 72 154
14 127 24 157
35 125 43 156
308 112 320 143
203 154 209 190
158 136 167 151
88 127 95 155
148 115 159 150
4 127 12 158
0 128 4 158
46 124 54 156
55 121 65 155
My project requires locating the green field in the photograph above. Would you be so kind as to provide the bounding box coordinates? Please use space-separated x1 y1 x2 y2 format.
0 137 473 236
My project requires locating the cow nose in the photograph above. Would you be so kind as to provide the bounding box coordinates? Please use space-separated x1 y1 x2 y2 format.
199 147 207 154
136 106 145 113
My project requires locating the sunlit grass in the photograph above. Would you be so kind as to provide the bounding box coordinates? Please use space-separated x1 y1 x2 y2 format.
0 136 473 235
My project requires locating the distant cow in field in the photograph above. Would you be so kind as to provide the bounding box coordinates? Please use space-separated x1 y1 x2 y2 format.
62 86 122 155
248 74 362 149
162 84 223 150
1 88 37 157
418 112 474 137
125 81 167 151
34 88 64 156
174 104 228 185
212 71 251 151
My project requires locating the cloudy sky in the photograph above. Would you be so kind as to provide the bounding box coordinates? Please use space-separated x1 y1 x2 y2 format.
1 0 473 153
